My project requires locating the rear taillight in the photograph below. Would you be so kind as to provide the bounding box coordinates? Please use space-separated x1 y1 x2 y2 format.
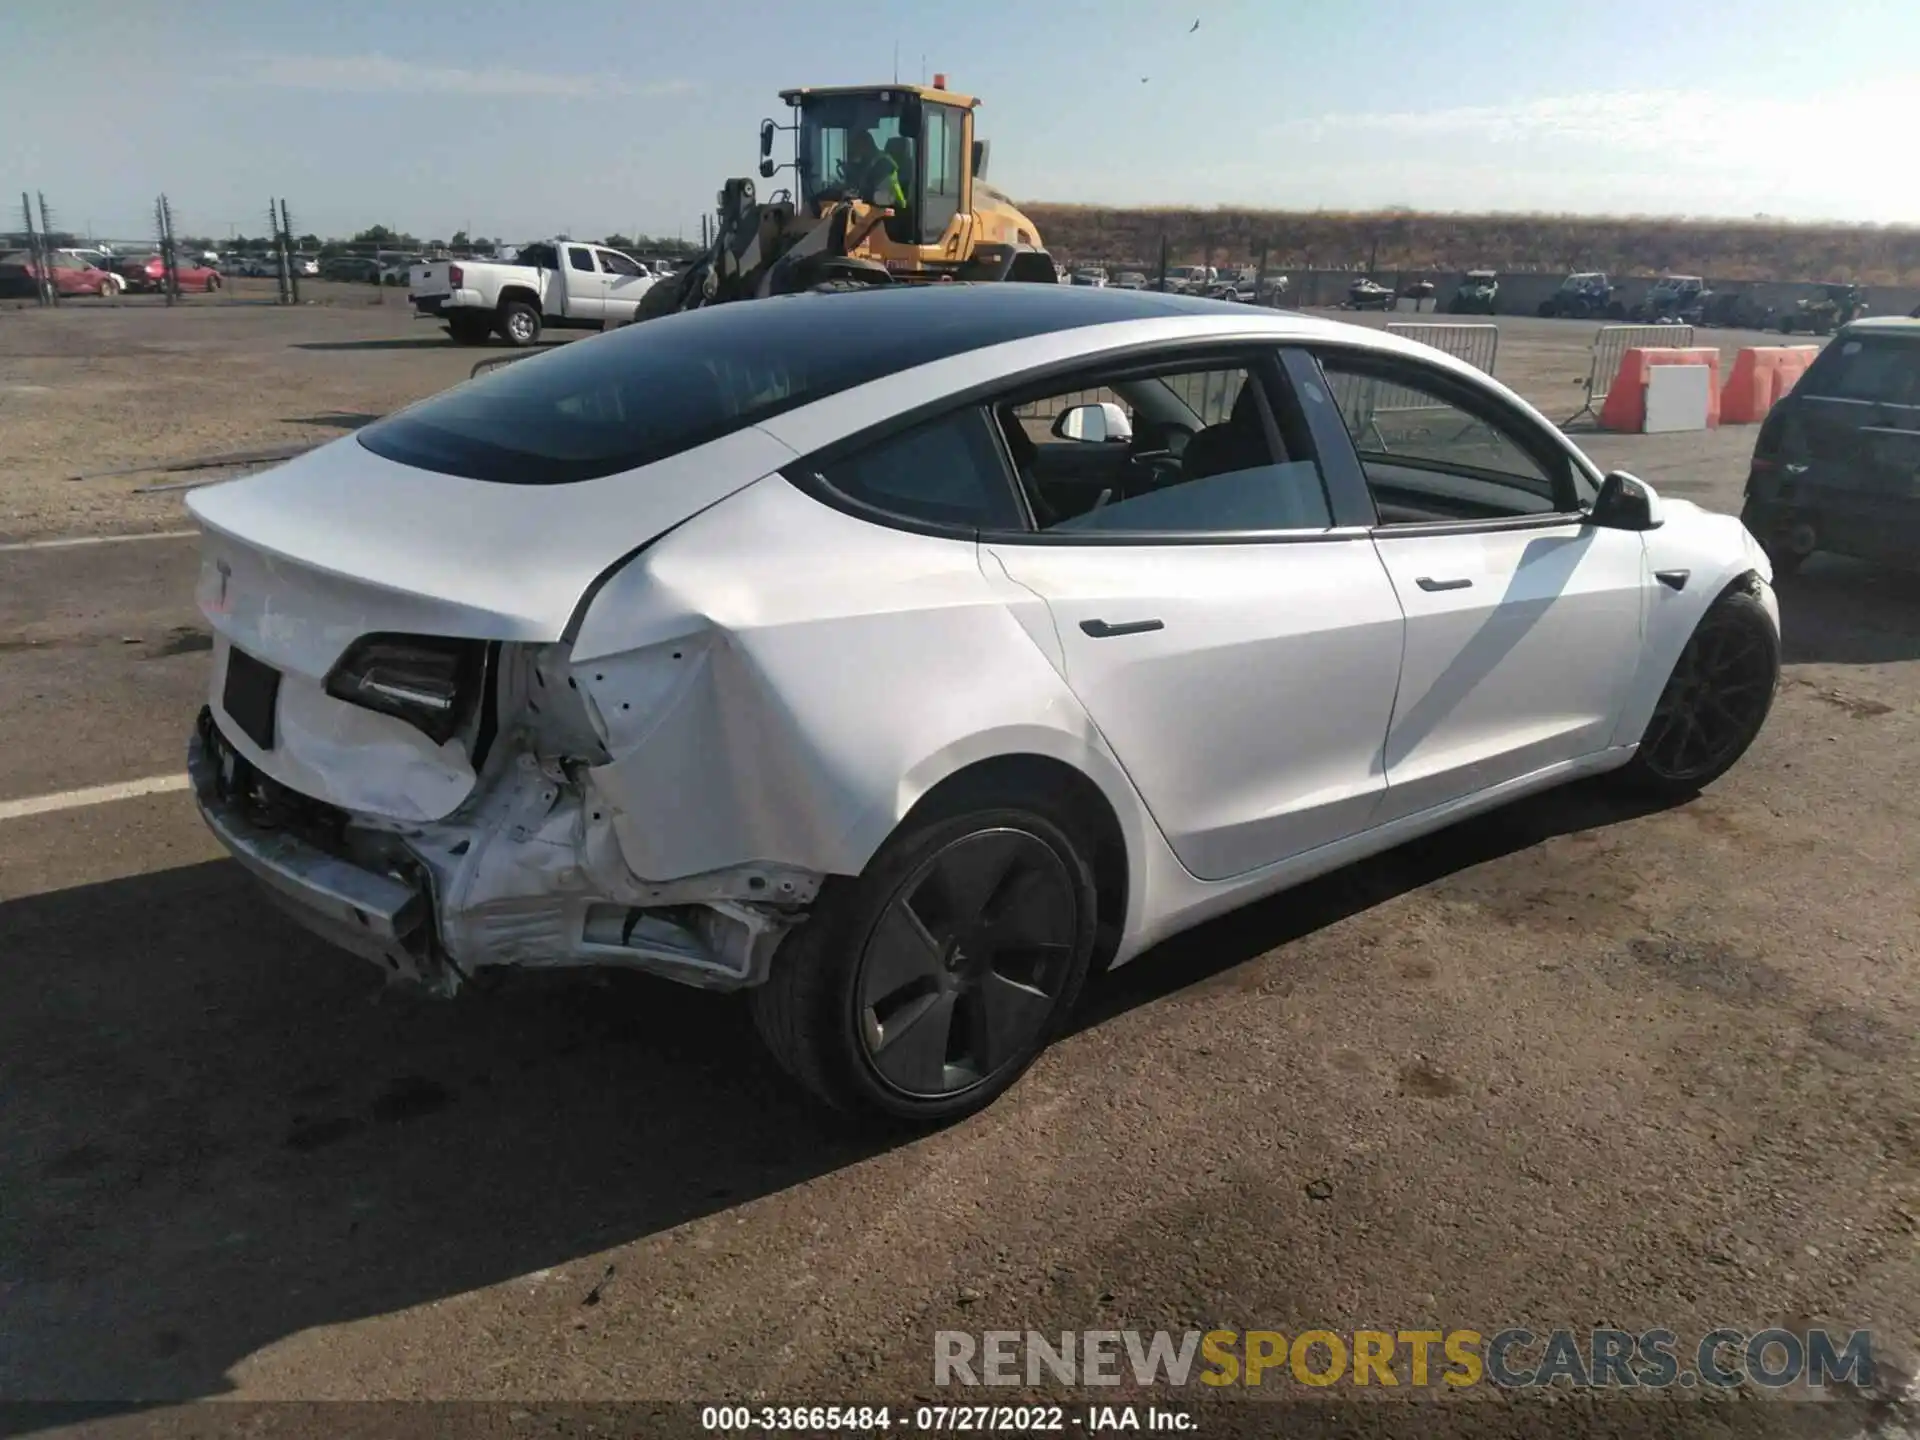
325 634 484 744
447 264 463 286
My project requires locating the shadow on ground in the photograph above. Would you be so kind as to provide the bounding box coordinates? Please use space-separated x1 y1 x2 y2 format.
0 779 1674 1408
278 413 382 431
289 338 463 352
1775 557 1920 666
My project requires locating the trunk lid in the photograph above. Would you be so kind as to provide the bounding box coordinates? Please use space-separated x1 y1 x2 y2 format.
187 425 795 820
410 261 451 297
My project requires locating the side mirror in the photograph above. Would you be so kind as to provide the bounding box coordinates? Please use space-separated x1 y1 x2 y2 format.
758 158 776 179
759 118 776 160
1051 402 1133 444
1588 471 1665 531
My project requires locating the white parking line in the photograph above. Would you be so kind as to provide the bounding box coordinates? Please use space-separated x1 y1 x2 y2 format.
0 529 198 554
0 774 190 822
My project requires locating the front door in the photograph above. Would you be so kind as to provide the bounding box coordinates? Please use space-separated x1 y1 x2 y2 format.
983 355 1404 881
597 248 654 323
1312 349 1647 821
562 245 604 321
1368 525 1645 818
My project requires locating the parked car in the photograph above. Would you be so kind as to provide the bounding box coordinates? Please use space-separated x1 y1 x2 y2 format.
320 256 382 283
1539 272 1624 320
1779 282 1867 337
0 250 122 297
1633 275 1709 325
1111 271 1148 290
1163 265 1217 293
408 240 658 345
118 254 222 293
1740 317 1920 576
1449 270 1499 315
293 253 320 277
1701 291 1777 329
1344 277 1396 311
183 285 1778 1122
1069 269 1108 288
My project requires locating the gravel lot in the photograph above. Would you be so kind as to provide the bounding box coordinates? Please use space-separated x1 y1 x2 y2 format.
1 294 1914 1437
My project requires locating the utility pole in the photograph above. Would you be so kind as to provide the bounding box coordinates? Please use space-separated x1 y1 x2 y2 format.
22 193 49 306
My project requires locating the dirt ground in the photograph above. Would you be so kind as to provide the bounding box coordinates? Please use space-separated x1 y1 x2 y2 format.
0 295 1915 1438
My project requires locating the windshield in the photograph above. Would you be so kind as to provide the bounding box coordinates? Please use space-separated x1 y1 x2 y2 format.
797 94 911 210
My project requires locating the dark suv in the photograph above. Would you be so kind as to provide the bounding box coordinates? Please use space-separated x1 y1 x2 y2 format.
1741 318 1920 574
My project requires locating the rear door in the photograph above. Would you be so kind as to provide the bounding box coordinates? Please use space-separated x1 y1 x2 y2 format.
1784 331 1920 510
979 349 1406 882
1309 346 1646 820
561 245 603 320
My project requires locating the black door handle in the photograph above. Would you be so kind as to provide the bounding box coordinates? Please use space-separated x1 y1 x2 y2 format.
1415 576 1473 592
1080 618 1164 638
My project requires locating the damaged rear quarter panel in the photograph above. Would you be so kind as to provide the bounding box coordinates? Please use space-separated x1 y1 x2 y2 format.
569 474 1145 884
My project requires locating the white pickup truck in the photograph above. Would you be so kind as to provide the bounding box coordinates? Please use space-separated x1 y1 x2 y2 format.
409 240 657 346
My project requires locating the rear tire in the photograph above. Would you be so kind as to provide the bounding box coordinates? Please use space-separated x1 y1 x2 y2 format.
496 300 541 347
1613 587 1778 801
750 798 1099 1126
446 311 492 345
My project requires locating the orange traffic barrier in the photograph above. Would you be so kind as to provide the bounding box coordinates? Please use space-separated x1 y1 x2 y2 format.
1598 346 1722 431
1721 345 1819 424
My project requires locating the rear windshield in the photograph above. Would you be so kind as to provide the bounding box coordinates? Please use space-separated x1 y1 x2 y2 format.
1802 335 1920 405
357 285 1204 484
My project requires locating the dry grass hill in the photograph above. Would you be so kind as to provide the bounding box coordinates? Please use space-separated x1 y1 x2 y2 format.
1022 205 1920 283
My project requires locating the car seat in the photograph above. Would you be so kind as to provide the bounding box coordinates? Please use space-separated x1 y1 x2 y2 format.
1179 383 1269 480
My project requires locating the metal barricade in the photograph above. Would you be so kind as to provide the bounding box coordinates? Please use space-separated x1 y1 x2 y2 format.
1384 321 1500 377
1335 323 1501 447
1566 324 1696 427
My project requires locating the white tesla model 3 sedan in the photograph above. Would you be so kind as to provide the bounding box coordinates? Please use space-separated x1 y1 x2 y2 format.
187 285 1780 1122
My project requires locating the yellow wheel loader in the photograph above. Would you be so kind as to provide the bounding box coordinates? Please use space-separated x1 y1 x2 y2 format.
639 78 1057 319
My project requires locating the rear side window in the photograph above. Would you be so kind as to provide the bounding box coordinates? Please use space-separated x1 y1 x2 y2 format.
810 410 1022 531
567 247 596 272
1802 337 1920 405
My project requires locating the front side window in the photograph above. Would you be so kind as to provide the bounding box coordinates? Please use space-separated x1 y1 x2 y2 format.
797 93 909 211
1315 353 1575 523
811 409 1022 531
994 358 1333 535
599 250 644 277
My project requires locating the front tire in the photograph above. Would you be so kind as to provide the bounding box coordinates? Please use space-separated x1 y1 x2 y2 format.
1614 587 1779 800
750 800 1099 1125
496 300 541 346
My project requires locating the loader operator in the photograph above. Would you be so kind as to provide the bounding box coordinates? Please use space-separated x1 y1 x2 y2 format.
847 129 908 211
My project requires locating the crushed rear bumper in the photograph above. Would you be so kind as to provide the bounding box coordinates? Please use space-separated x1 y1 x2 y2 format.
188 712 445 987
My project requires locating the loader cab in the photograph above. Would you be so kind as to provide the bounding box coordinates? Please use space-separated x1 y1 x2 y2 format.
779 83 977 266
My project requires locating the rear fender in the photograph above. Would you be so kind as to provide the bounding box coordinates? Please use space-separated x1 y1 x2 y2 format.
566 475 1154 936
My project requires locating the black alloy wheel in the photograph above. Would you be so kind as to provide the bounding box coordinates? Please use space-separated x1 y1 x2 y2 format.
856 828 1078 1100
1635 592 1778 789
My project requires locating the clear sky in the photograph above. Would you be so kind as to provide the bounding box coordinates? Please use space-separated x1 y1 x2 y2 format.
3 0 1915 245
